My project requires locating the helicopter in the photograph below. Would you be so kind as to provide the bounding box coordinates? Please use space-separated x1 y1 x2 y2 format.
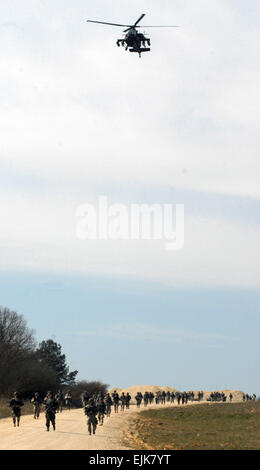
87 14 179 58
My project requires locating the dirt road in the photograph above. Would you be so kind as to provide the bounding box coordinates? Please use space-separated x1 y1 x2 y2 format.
0 402 185 450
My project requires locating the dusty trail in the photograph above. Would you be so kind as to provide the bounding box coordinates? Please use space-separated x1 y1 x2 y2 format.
0 401 195 450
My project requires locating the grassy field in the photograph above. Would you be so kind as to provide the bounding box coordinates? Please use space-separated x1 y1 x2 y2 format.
126 402 260 450
0 399 34 420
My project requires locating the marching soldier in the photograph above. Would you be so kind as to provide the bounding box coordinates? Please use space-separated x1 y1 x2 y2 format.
44 391 58 432
97 398 106 425
112 390 120 413
144 391 149 407
9 392 24 427
31 392 42 419
64 390 72 410
135 392 142 408
81 390 90 407
120 392 126 411
125 392 131 409
55 390 64 413
104 393 113 417
85 398 98 435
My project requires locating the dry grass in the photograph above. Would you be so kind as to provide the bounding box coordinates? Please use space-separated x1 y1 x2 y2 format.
125 401 260 450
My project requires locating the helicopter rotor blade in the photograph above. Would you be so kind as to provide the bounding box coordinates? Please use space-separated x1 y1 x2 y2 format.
86 20 132 28
134 14 146 27
135 25 179 28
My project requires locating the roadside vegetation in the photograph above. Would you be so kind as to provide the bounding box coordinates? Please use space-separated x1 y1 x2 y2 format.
126 401 260 450
0 306 108 418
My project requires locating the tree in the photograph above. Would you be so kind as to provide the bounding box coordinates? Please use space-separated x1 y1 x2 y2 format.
36 339 78 386
0 307 36 395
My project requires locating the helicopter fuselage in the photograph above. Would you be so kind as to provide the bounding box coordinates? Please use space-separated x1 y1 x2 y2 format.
117 28 150 56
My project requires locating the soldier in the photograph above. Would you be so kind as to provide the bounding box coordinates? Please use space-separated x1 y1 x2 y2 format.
97 398 106 425
55 390 64 413
135 392 142 408
229 393 233 402
161 391 166 404
81 390 90 407
112 390 120 413
64 390 72 410
44 391 58 432
149 392 154 404
125 392 131 409
9 392 24 427
31 392 42 419
170 392 175 404
120 392 126 411
144 392 149 407
85 398 98 435
104 393 113 417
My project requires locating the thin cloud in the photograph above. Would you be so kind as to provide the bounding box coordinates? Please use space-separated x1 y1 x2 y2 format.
71 323 239 345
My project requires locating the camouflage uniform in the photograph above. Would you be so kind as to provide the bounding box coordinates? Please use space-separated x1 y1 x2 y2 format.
31 393 42 419
144 392 149 407
64 391 72 410
44 393 58 431
9 393 24 427
120 393 126 411
81 391 90 407
135 393 142 408
104 394 113 417
112 391 120 413
97 399 106 425
125 393 131 409
85 400 98 435
170 392 175 403
55 391 64 412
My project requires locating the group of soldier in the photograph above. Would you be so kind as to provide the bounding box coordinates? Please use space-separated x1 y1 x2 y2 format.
81 390 133 435
9 390 73 431
243 393 257 402
207 392 229 402
134 390 206 406
8 387 257 435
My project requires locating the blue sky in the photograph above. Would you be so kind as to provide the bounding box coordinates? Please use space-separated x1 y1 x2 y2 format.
0 271 259 394
0 1 259 394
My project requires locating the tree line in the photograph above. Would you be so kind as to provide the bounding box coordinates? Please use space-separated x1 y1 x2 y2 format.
0 307 108 400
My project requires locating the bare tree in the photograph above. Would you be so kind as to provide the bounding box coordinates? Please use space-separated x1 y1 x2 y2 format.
0 307 35 352
0 307 36 394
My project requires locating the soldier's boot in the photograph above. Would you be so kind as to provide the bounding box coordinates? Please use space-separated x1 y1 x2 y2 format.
53 423 56 431
17 419 20 427
93 425 96 435
13 418 16 427
46 426 49 432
